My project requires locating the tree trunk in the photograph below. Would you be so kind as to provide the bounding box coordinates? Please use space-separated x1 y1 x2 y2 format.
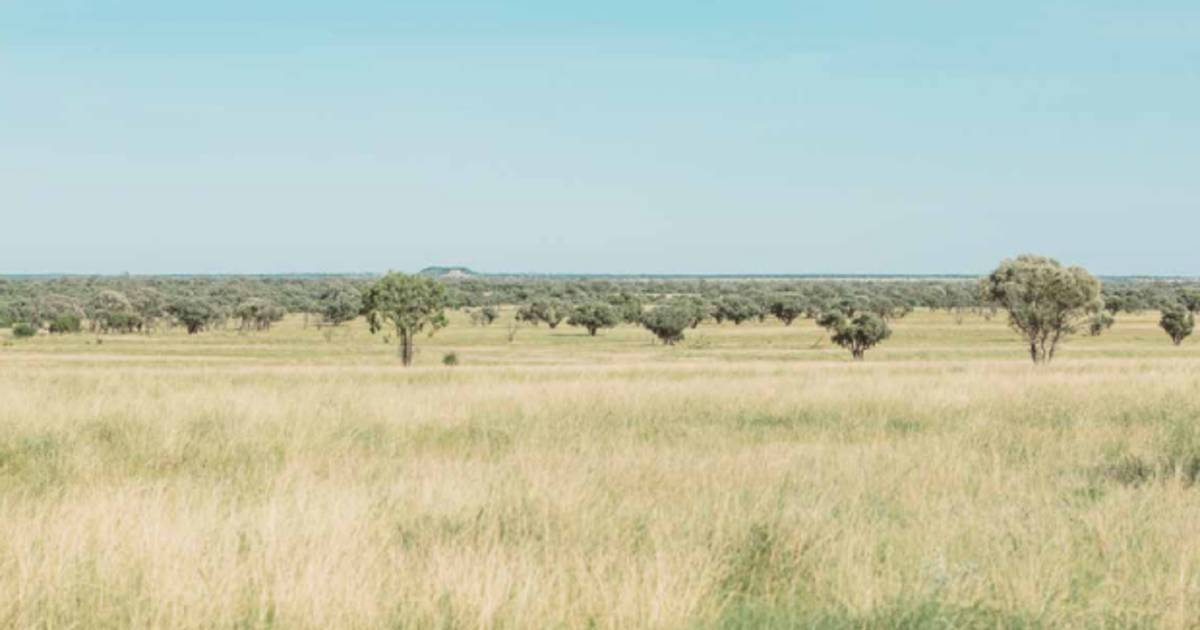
399 330 414 366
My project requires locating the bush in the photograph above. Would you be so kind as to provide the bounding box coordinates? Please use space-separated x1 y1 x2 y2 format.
1088 311 1114 336
442 352 459 366
1160 303 1195 346
641 304 694 345
11 323 37 339
567 303 620 336
48 314 82 334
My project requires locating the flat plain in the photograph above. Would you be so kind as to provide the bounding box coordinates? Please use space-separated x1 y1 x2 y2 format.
2 310 1199 628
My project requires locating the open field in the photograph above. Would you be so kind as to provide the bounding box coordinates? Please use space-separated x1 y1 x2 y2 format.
2 310 1199 628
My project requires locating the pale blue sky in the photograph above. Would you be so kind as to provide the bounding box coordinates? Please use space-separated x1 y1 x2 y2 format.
4 1 1198 275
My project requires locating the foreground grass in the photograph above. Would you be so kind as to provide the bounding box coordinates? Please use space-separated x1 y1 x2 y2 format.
1 311 1198 628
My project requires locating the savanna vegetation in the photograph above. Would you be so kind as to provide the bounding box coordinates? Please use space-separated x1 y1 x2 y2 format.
1 257 1199 627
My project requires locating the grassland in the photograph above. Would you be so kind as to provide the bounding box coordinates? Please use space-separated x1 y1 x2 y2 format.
1 310 1198 628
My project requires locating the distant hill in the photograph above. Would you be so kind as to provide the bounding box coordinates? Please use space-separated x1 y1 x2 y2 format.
417 266 479 279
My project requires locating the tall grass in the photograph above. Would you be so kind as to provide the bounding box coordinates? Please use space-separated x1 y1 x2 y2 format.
0 311 1197 628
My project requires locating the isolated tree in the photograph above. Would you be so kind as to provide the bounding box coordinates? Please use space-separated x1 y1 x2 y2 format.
169 298 218 335
640 304 694 345
1160 303 1195 346
319 285 362 326
568 303 620 336
817 311 891 360
1088 311 1114 336
768 295 807 326
982 255 1102 364
362 272 448 366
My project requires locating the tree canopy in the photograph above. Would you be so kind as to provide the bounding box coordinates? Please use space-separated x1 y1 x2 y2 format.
982 255 1102 363
362 272 449 366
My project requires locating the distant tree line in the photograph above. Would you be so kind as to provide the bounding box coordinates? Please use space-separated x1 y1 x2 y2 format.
2 264 1197 361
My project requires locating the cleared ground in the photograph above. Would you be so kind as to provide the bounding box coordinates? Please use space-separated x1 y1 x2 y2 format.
1 310 1198 628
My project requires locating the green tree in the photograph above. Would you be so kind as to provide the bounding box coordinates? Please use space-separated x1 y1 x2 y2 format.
607 292 644 324
817 311 891 360
169 298 218 335
713 296 763 325
516 299 568 329
48 314 82 334
89 290 140 333
129 287 167 333
1160 303 1195 346
982 255 1102 363
319 285 362 326
640 303 694 345
1178 289 1200 314
1088 311 1114 336
234 298 285 331
468 305 499 326
567 303 619 336
362 272 449 366
768 295 807 326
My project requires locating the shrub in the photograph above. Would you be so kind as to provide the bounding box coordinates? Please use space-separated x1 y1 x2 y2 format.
442 352 459 366
319 285 362 327
640 304 694 345
48 314 82 334
11 323 37 339
1088 311 1114 336
468 306 499 326
567 303 619 336
1160 303 1195 346
817 311 891 360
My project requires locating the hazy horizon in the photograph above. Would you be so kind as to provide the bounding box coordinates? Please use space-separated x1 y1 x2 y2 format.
5 2 1198 276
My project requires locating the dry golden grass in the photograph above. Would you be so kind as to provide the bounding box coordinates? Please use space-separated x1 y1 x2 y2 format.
1 310 1198 628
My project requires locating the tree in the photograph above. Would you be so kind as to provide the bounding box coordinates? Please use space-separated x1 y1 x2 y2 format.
319 285 362 326
1160 303 1195 346
713 296 763 325
567 303 619 336
89 290 140 333
516 299 568 329
607 292 644 324
362 272 448 366
169 298 218 335
982 255 1102 364
677 296 709 328
1178 289 1200 314
640 303 694 345
1088 311 1114 336
768 295 807 326
129 287 167 333
234 298 285 331
468 305 499 326
48 313 82 334
817 311 891 360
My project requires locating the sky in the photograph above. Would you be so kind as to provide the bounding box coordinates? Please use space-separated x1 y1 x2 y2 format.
3 1 1198 276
